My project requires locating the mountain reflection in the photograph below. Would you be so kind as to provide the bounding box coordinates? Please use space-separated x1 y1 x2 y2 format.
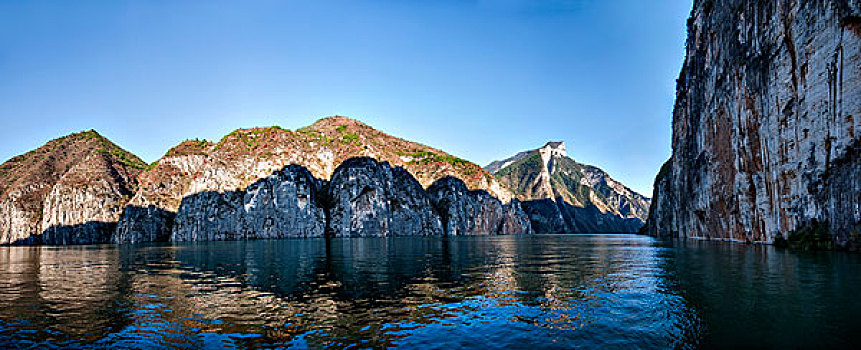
1 235 696 349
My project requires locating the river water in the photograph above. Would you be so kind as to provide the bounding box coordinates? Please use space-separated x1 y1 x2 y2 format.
0 234 859 349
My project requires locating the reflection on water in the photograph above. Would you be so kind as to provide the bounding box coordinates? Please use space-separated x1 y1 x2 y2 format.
0 235 859 349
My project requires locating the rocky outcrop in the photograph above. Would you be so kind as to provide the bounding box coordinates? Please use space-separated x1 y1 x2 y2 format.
501 199 532 235
521 199 643 234
114 140 212 243
39 154 137 245
427 177 531 235
488 142 650 233
0 130 146 245
114 205 175 244
328 157 442 237
645 1 861 247
1 117 531 245
115 117 512 243
171 165 327 241
817 139 861 248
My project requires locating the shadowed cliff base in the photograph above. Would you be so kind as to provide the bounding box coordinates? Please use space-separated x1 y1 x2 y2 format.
6 159 532 245
7 221 117 245
522 198 644 234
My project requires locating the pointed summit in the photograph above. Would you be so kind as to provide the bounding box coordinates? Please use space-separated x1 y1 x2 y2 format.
485 142 650 233
540 141 567 158
484 141 567 175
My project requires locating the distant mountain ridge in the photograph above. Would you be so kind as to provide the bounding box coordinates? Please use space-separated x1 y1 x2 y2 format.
486 141 650 233
0 116 530 245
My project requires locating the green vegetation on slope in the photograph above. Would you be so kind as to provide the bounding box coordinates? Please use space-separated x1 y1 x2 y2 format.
774 220 835 250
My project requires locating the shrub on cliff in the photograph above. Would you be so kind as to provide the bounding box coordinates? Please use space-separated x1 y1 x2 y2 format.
774 220 834 251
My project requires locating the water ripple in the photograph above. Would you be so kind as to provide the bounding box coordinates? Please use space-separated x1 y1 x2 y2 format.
2 235 860 348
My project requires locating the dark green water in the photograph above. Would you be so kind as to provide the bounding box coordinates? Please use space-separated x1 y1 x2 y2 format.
0 234 859 349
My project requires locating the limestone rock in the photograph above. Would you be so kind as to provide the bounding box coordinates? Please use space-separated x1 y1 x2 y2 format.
114 205 175 244
645 0 861 247
115 140 212 243
328 157 442 237
501 199 533 235
0 130 145 245
427 176 530 235
119 117 512 243
171 165 326 241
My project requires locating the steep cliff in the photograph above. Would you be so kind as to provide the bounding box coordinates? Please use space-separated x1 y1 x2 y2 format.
488 142 650 233
117 116 512 242
115 140 210 243
0 130 146 244
427 176 531 235
2 117 530 244
171 164 327 241
645 0 861 247
328 157 443 237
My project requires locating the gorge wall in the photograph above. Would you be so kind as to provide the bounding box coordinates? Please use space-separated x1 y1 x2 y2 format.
0 117 532 245
646 0 861 247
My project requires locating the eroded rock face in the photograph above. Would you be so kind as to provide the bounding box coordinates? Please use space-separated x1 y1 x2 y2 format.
522 199 644 234
645 1 861 246
329 157 442 237
3 118 525 245
0 131 145 245
817 139 861 248
488 142 650 233
427 176 530 235
171 165 326 241
116 117 512 244
114 205 175 244
115 141 212 243
501 200 532 235
40 155 136 245
520 199 568 234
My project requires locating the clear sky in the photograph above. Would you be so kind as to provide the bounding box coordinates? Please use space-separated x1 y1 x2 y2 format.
0 0 692 196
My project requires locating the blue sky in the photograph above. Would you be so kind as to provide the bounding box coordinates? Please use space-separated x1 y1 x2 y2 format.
0 0 691 195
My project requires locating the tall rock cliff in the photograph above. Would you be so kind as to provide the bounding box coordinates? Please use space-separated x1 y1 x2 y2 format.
1 117 530 244
427 176 532 235
646 1 861 247
487 142 650 233
171 164 327 241
328 157 443 237
116 116 513 243
0 131 147 244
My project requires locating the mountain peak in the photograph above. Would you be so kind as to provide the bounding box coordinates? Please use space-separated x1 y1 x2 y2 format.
540 141 567 158
484 141 568 175
311 116 369 128
486 141 651 230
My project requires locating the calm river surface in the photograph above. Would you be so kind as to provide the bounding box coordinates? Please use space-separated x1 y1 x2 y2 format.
1 234 859 349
